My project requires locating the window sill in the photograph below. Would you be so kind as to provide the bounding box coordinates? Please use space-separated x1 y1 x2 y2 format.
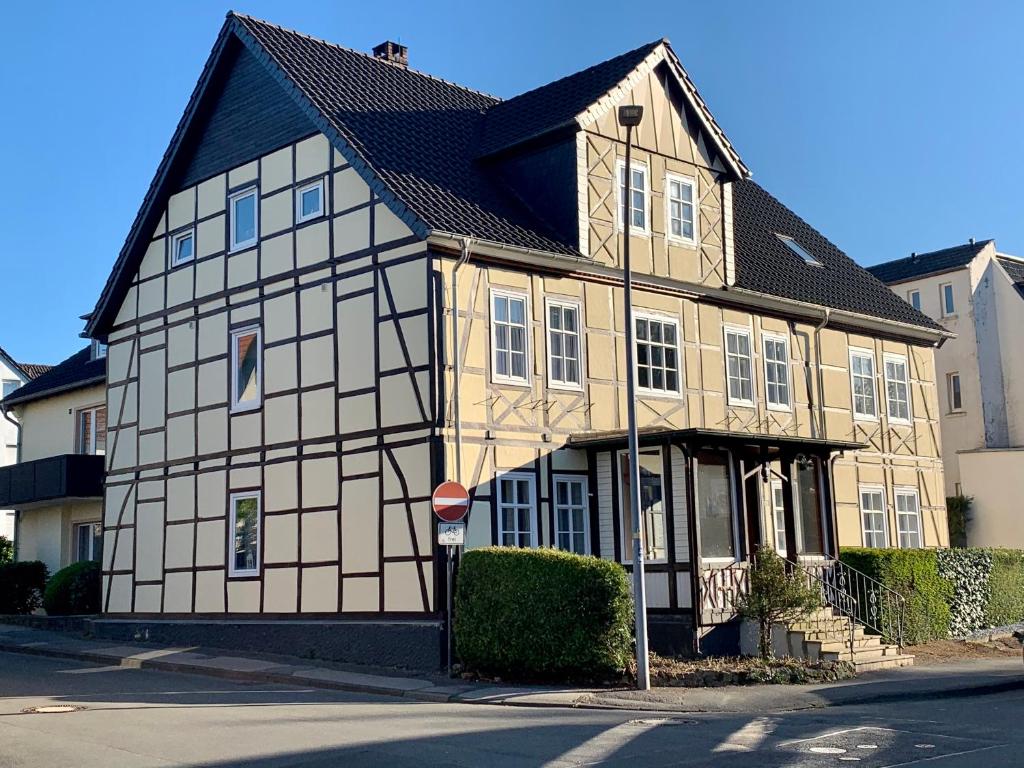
229 241 259 254
547 380 584 393
296 212 324 225
853 414 880 423
766 403 793 413
727 400 756 410
666 237 699 250
637 388 684 401
491 377 532 389
230 403 262 415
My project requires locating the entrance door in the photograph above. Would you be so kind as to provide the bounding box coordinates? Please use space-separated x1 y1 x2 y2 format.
618 449 667 563
793 456 825 556
695 450 737 562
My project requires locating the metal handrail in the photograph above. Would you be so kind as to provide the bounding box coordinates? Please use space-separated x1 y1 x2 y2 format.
788 557 907 652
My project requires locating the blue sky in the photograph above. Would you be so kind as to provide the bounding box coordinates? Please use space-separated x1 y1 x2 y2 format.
1 1 1020 364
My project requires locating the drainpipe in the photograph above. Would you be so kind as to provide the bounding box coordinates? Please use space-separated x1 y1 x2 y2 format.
813 308 830 440
1 402 22 559
450 238 472 484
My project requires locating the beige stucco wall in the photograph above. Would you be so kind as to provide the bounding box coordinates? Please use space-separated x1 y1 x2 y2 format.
102 133 434 616
15 384 106 462
17 500 102 575
959 448 1024 548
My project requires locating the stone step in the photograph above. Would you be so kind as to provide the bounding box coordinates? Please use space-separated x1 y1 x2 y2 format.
820 643 905 664
816 636 883 653
850 653 915 672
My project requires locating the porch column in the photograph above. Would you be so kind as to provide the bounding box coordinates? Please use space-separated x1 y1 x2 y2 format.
779 452 799 565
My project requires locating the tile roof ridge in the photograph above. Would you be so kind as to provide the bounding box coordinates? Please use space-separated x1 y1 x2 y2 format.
228 11 502 103
492 37 666 108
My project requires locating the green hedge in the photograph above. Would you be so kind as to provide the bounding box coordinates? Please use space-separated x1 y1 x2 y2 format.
43 561 101 616
454 547 632 681
0 535 12 566
0 561 48 615
985 550 1024 628
840 548 951 644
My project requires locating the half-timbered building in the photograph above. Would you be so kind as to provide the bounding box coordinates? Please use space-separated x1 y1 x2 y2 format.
85 14 950 667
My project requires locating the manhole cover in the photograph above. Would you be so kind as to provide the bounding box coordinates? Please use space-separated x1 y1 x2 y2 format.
21 705 86 714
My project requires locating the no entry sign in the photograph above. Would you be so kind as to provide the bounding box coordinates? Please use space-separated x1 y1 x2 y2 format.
432 481 469 523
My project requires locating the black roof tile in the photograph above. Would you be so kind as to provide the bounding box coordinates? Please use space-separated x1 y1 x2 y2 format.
997 255 1024 285
732 180 943 332
476 39 663 157
3 347 105 407
866 241 991 284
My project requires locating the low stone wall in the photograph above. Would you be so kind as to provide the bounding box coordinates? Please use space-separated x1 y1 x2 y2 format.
86 618 444 671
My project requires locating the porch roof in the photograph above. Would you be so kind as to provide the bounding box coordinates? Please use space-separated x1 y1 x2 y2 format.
567 427 865 453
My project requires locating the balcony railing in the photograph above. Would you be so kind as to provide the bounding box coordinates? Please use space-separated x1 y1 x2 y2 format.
0 454 105 508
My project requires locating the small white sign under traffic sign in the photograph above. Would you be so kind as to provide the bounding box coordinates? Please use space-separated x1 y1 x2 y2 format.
437 522 465 546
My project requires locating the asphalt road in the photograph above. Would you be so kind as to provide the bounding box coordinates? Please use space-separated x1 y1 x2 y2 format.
0 651 1019 767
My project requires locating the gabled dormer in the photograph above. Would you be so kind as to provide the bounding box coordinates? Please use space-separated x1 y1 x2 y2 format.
477 39 747 287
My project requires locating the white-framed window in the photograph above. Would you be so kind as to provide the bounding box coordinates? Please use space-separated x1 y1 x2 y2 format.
295 178 325 224
229 187 259 251
907 289 921 311
859 486 888 548
618 448 667 563
497 472 536 548
546 299 581 389
762 333 791 410
230 326 262 412
849 348 878 419
883 354 912 424
635 315 680 395
771 479 787 553
91 340 107 360
553 475 589 555
491 290 529 384
947 372 963 412
724 326 754 406
895 488 922 548
170 228 195 268
228 491 261 577
2 379 19 399
940 282 955 317
74 522 103 563
617 160 649 234
776 233 821 266
76 405 107 455
665 172 697 244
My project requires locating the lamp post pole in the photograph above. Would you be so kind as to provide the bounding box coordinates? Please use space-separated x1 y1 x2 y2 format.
618 104 650 691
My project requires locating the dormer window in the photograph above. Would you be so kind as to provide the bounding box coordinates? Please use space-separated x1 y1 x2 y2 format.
776 233 821 266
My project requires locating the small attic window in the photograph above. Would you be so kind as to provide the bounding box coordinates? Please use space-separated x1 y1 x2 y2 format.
776 234 822 267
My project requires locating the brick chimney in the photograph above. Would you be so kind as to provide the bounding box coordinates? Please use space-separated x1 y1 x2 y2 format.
372 41 408 68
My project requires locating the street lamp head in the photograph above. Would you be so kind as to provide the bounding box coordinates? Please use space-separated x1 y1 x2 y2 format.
618 105 644 127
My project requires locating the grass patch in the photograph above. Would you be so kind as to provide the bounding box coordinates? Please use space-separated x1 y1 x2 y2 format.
646 653 856 687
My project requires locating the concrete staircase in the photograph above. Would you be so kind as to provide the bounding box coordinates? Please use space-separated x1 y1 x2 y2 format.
787 607 914 672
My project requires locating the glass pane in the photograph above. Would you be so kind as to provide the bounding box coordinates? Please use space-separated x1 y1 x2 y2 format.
233 497 259 572
509 299 525 325
176 234 193 262
233 194 256 245
79 410 92 454
494 297 508 323
549 306 561 329
235 332 259 404
91 524 103 563
563 308 576 333
696 451 734 559
636 319 648 340
510 327 525 354
301 186 321 217
94 407 107 454
796 458 824 554
663 323 676 345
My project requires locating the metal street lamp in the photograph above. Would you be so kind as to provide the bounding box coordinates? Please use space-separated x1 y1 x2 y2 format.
618 103 650 691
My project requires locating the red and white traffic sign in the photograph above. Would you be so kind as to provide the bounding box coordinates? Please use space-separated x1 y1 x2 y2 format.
432 481 469 523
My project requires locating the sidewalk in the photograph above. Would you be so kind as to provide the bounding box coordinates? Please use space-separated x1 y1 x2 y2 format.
1 622 1021 713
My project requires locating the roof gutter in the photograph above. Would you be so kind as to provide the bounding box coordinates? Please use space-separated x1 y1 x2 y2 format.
427 232 951 345
2 375 107 409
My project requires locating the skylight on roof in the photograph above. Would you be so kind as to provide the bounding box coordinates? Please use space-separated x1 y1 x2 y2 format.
776 234 822 267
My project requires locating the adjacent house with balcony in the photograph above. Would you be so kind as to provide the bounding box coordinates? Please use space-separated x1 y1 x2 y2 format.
0 346 51 543
0 344 107 573
869 239 1024 547
82 14 949 667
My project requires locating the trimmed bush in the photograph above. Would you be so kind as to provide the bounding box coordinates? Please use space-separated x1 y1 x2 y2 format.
43 561 101 616
454 547 632 681
985 549 1024 628
0 535 12 566
0 561 48 614
936 548 992 636
840 548 951 645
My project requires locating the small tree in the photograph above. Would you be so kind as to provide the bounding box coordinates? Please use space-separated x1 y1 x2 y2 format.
737 549 821 659
0 536 12 566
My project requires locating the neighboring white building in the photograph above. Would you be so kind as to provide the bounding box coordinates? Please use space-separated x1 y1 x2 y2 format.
869 240 1024 547
0 347 51 544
